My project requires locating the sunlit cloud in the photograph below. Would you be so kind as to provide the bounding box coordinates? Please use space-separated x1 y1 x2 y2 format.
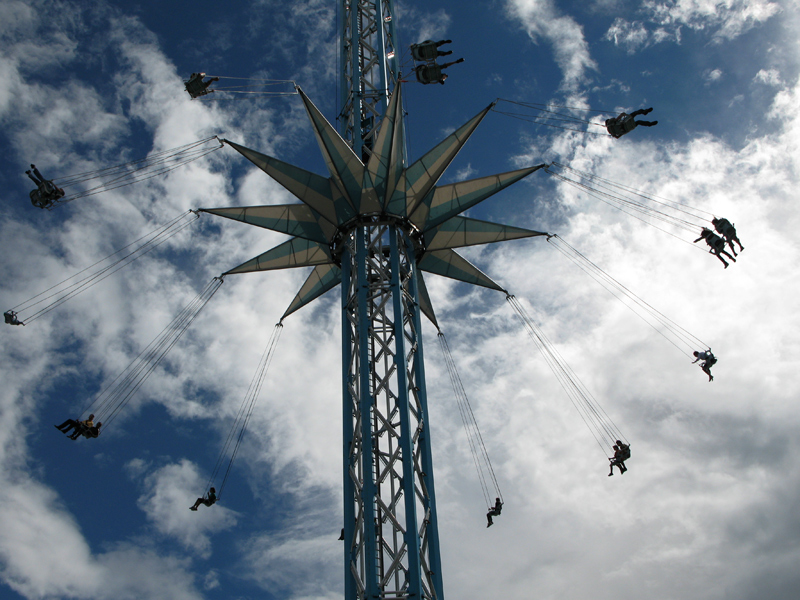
505 0 598 90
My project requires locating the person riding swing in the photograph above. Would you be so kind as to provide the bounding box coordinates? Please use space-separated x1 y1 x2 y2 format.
486 497 503 527
712 218 744 255
55 414 101 440
184 73 219 99
4 310 23 326
694 228 737 268
26 164 65 209
190 487 217 511
692 349 717 382
414 58 465 85
410 39 453 62
605 108 658 138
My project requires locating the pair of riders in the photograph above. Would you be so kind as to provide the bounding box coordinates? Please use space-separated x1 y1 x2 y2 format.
609 441 630 476
55 414 102 440
694 219 744 268
693 349 717 382
411 39 465 85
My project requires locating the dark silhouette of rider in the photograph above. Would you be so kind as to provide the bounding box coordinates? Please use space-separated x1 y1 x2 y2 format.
486 497 503 527
605 108 658 138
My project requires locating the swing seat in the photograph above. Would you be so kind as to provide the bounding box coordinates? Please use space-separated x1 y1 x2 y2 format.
415 64 443 85
410 41 438 62
29 182 62 209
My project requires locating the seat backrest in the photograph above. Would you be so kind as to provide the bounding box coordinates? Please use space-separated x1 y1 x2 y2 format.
416 64 443 84
411 42 438 62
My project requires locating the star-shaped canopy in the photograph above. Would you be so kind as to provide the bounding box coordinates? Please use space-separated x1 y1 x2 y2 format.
201 85 546 326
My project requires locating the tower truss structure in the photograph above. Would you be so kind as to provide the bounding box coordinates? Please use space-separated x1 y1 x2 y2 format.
202 9 545 599
339 0 400 162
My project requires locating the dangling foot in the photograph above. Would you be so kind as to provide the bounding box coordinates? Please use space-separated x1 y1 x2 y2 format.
456 58 464 63
190 506 198 511
30 164 36 169
26 170 31 175
643 107 653 114
608 472 613 477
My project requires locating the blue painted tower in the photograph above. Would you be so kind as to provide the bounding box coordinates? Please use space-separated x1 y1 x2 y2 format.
201 3 545 598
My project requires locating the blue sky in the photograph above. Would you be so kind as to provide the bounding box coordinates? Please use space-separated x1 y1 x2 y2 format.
1 1 799 599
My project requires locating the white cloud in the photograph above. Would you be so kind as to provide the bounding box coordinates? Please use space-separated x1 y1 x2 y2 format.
453 163 477 181
131 459 238 558
643 0 781 40
755 67 783 85
243 525 341 600
0 3 283 597
0 386 206 600
440 74 800 600
604 1 780 51
505 0 598 90
415 9 452 44
603 17 651 53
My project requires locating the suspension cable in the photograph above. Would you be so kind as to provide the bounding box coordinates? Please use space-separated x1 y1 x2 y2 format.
550 162 716 220
54 139 217 185
546 235 709 356
492 98 611 135
545 171 705 245
495 99 605 125
79 277 224 428
546 163 711 238
200 77 297 97
205 322 284 500
45 138 224 206
506 294 627 456
492 109 610 136
437 331 503 509
6 211 200 325
498 99 614 114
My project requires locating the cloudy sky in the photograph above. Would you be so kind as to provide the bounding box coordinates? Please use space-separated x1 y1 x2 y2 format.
1 0 799 599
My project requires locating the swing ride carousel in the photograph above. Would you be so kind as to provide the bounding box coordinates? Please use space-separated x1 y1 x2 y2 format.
3 12 743 600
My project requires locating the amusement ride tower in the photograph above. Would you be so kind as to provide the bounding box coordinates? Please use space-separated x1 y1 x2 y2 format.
200 2 545 598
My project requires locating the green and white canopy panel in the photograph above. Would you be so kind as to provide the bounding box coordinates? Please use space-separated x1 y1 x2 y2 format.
201 84 546 324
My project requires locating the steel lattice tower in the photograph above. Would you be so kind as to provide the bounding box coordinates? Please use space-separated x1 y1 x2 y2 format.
339 2 442 598
201 4 545 598
339 0 400 163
